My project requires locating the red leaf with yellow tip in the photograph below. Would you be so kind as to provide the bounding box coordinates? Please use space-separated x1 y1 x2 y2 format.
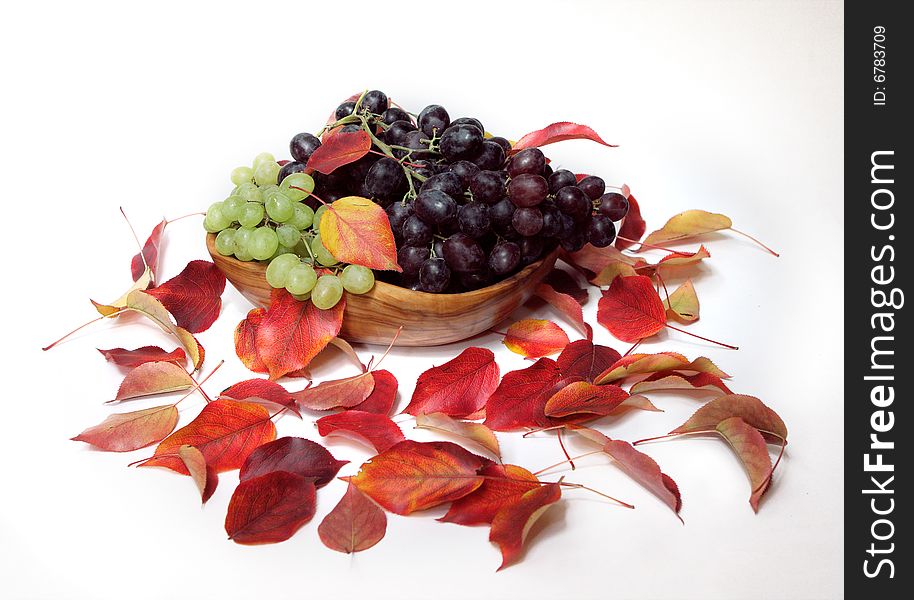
348 440 484 515
139 399 275 474
657 245 711 269
307 130 372 174
439 463 539 526
225 471 316 545
318 481 387 554
595 352 729 385
503 319 570 358
239 436 347 488
404 347 500 418
597 275 666 342
489 483 562 571
319 196 401 271
71 404 178 452
145 260 226 333
317 411 405 453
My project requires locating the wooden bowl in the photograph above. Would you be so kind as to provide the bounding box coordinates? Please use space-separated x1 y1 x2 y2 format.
207 234 558 346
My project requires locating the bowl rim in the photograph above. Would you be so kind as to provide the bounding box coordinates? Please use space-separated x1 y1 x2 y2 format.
206 233 559 300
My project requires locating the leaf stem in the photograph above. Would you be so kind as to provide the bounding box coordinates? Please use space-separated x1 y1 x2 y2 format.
556 428 575 471
557 482 635 509
369 326 402 372
728 227 780 257
665 323 738 350
42 316 107 351
616 236 681 254
533 450 605 476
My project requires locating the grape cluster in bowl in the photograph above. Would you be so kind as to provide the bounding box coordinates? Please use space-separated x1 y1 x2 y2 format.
205 89 630 300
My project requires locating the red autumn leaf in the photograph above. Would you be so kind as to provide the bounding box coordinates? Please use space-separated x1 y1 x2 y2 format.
439 463 540 526
630 372 733 396
307 130 372 174
98 346 186 369
597 275 666 342
348 370 398 415
236 289 345 380
318 481 387 554
565 244 647 279
489 483 562 571
348 440 484 515
657 245 711 269
510 122 616 153
131 219 166 282
544 269 588 305
234 307 267 374
615 195 646 251
316 410 405 453
145 260 226 333
403 347 500 418
113 362 194 402
219 378 300 415
225 471 316 545
716 416 774 512
570 426 681 519
670 394 788 444
543 381 629 418
71 404 178 452
178 445 218 504
239 436 347 488
292 372 374 411
503 319 570 358
319 196 401 271
414 413 501 459
139 399 276 474
534 283 592 339
595 352 729 384
556 339 621 383
484 358 574 431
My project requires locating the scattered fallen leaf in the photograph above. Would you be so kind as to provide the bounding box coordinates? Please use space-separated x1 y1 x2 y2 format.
220 378 300 415
139 399 275 474
543 381 629 418
415 413 501 458
534 283 592 339
643 210 732 246
485 358 572 431
556 340 621 383
440 463 540 526
490 483 562 571
349 370 398 415
318 481 387 554
630 372 732 396
663 279 700 323
670 394 788 443
316 411 405 453
503 319 570 358
225 471 316 545
131 219 167 283
715 416 773 511
543 269 588 304
404 347 500 418
597 275 666 342
656 245 711 270
234 308 267 374
239 436 347 488
98 346 186 369
510 122 616 153
178 445 218 504
71 404 178 452
595 352 729 385
145 260 226 333
349 440 484 515
113 362 194 402
293 372 374 411
122 290 205 370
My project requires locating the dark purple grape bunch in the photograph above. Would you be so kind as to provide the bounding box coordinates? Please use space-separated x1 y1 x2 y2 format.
289 91 631 293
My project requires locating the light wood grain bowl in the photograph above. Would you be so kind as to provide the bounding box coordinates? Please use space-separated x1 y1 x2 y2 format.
207 234 558 346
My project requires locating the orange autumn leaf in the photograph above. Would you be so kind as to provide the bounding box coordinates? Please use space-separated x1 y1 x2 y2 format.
71 404 178 452
595 352 729 384
597 275 666 342
503 319 570 358
656 245 711 270
307 130 372 174
318 481 387 554
439 463 540 526
489 483 562 571
139 399 276 475
348 440 484 515
543 381 629 418
319 196 401 271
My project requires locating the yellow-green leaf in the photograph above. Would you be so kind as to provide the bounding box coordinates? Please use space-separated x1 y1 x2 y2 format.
663 279 700 323
643 210 732 246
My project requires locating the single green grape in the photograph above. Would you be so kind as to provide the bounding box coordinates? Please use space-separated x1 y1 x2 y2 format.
291 291 311 301
276 224 300 247
311 234 337 266
238 202 265 228
204 202 232 232
289 203 314 230
250 226 279 261
285 263 318 295
223 196 245 222
237 182 262 203
230 166 254 186
233 227 255 255
313 205 328 230
265 253 300 288
252 152 276 169
311 274 344 310
254 161 281 187
279 172 315 201
265 192 294 222
214 228 237 256
340 264 375 294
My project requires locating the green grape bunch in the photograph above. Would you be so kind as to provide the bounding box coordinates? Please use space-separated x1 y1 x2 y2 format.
205 153 375 309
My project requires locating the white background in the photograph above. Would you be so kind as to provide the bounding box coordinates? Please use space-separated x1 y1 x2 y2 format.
1 1 843 599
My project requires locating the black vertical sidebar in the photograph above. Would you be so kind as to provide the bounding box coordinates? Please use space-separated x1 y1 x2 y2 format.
845 1 908 597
